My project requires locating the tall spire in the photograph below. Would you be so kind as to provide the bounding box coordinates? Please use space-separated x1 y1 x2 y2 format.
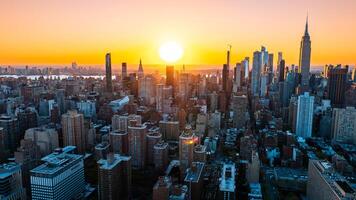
304 13 309 36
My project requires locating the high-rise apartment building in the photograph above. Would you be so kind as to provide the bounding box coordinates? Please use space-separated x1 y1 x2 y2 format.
331 107 356 145
97 153 131 200
128 123 147 169
109 130 129 155
153 141 169 171
179 130 197 172
296 92 314 138
61 110 86 154
30 147 86 200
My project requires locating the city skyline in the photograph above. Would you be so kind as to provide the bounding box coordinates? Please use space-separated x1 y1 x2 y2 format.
1 0 356 67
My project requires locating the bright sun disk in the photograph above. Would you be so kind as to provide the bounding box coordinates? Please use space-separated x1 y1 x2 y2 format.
159 41 183 63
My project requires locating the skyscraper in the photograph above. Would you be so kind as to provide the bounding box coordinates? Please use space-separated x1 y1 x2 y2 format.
128 123 147 169
122 62 127 80
105 53 112 92
137 59 144 79
279 59 286 82
299 16 312 90
166 65 174 86
0 162 26 200
251 51 262 96
296 92 314 138
179 130 197 172
30 147 86 200
97 153 132 200
0 115 19 152
61 110 86 154
327 65 348 107
331 107 356 145
222 64 229 91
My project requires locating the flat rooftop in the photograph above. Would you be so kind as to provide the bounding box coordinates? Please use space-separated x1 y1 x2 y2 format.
97 154 131 170
31 147 83 176
219 162 236 193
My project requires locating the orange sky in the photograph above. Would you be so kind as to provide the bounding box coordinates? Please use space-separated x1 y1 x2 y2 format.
0 0 356 68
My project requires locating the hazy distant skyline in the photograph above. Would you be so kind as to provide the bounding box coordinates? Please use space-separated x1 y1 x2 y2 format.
1 0 356 67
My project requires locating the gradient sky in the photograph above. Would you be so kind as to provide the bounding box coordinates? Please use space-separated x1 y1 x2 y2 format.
1 0 356 68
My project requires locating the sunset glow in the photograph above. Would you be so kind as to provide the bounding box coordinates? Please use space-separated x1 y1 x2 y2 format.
0 0 356 67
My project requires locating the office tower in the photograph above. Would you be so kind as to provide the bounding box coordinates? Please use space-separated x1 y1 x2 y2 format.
242 57 249 80
97 153 132 200
178 72 189 102
352 68 356 82
109 130 129 155
184 162 205 200
55 89 65 114
296 92 314 138
159 120 180 141
246 151 260 184
251 51 262 96
209 91 218 112
327 65 348 107
196 113 207 137
146 131 162 165
138 75 156 105
268 53 274 83
105 53 112 92
299 17 312 90
30 147 85 200
61 110 86 154
153 176 172 200
240 135 257 161
331 107 356 145
14 139 41 196
121 62 128 80
260 72 269 97
219 162 236 200
0 162 26 200
128 123 147 169
193 145 207 163
153 141 169 171
166 66 174 86
276 52 283 76
307 160 355 200
231 95 248 129
261 46 269 71
24 126 59 156
137 59 144 79
279 59 285 82
222 64 229 92
179 130 197 172
234 63 242 90
17 107 38 136
156 84 164 112
0 115 19 152
288 96 298 132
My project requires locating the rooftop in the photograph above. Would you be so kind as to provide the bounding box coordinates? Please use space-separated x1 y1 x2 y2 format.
0 162 20 179
31 146 83 176
219 162 236 192
184 162 205 183
97 154 131 170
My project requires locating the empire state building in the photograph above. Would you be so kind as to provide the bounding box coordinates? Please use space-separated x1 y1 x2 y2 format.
299 16 311 91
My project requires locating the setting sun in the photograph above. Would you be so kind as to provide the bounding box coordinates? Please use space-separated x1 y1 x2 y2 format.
159 41 183 63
